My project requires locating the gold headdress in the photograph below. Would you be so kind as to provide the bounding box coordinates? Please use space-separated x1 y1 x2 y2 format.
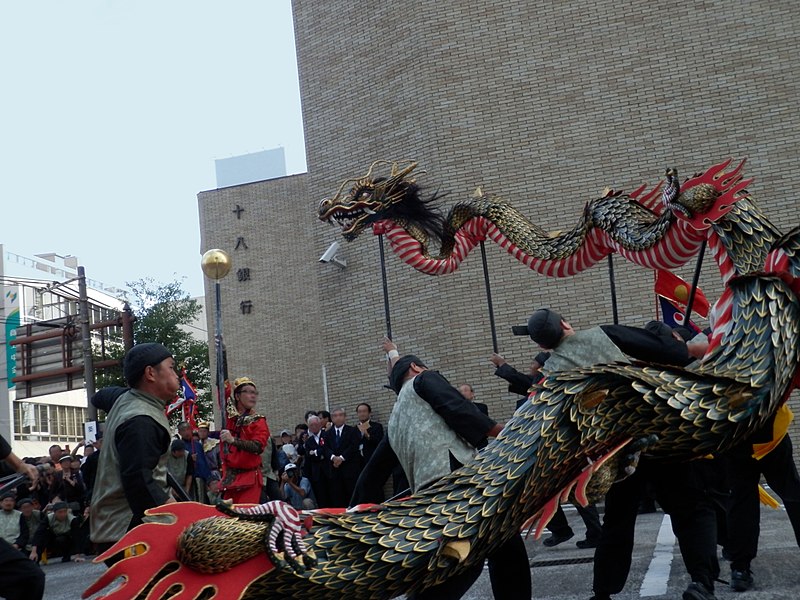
232 377 256 392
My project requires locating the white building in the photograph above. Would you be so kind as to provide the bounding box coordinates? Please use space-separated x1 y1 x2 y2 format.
0 245 125 457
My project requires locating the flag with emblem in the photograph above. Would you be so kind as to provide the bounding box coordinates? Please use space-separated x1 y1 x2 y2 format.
654 270 710 318
658 297 703 333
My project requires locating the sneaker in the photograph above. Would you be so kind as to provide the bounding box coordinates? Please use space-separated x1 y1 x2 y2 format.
731 569 754 592
542 531 574 547
682 581 716 600
576 538 599 549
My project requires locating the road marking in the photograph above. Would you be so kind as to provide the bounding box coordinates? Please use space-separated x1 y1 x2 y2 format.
640 513 675 597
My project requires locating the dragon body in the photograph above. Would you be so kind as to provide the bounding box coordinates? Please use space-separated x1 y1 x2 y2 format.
318 159 776 281
88 161 800 600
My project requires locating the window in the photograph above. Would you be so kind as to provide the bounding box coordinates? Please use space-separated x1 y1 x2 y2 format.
13 401 87 443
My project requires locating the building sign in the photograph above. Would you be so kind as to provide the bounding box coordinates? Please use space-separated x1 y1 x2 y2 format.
232 204 254 314
4 288 19 389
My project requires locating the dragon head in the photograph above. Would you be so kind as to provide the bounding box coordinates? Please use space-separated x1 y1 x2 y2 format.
318 160 423 241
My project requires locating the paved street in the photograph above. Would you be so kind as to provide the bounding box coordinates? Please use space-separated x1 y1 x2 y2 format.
46 502 797 599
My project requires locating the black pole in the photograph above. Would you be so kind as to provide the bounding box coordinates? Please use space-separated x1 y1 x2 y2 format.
684 239 707 323
608 254 619 325
214 281 226 430
167 472 192 502
377 235 393 340
480 242 499 353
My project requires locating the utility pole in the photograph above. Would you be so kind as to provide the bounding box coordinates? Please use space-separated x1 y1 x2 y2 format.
122 302 135 351
78 266 97 421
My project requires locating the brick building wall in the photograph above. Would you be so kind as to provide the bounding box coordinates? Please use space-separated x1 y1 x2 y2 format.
198 174 325 432
199 1 800 443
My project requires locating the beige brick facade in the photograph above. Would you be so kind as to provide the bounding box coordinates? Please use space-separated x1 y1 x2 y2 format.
199 1 800 444
198 174 323 432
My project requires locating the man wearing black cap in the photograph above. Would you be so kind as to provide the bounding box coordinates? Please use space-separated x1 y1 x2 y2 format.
29 501 83 563
492 346 602 549
351 338 528 600
91 342 179 552
513 309 720 600
512 308 694 372
16 497 40 555
0 491 22 549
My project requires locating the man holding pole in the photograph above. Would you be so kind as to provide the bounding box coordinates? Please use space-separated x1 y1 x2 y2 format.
512 308 720 600
352 338 530 600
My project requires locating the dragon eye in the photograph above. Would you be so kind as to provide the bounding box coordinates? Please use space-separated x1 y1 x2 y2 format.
350 185 372 199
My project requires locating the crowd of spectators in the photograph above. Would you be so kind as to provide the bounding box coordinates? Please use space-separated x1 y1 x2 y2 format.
156 402 389 514
0 400 389 571
0 440 97 565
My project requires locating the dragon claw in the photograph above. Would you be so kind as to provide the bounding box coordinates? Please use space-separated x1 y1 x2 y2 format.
619 435 660 479
219 500 313 575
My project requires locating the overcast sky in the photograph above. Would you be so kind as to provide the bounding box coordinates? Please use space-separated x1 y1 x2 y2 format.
1 1 306 297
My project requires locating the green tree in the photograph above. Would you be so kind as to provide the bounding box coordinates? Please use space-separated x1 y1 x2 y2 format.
95 278 211 421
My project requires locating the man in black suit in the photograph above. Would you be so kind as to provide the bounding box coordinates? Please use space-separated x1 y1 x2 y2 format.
323 408 362 507
355 402 385 503
302 415 331 508
355 402 384 463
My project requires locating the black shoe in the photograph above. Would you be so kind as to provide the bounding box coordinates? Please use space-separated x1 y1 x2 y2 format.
682 581 716 600
542 531 574 547
576 538 598 549
731 569 754 592
589 595 612 600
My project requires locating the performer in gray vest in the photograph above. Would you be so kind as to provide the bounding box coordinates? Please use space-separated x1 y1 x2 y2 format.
352 339 529 600
512 308 719 600
90 343 179 555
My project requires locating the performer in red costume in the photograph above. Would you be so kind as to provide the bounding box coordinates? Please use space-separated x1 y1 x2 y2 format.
220 377 269 504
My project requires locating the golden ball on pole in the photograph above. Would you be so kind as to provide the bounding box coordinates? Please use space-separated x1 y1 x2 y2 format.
201 249 232 280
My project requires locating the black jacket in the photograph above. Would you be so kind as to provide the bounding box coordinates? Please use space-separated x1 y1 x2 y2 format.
358 420 385 464
323 424 362 477
303 434 330 482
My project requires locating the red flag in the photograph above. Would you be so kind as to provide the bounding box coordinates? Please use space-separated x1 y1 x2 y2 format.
181 369 199 431
182 401 198 431
654 270 710 318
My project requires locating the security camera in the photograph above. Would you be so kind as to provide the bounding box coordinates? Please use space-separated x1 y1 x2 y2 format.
319 241 347 268
319 241 341 263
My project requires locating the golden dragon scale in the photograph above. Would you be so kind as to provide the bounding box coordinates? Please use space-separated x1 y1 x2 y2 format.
86 161 800 600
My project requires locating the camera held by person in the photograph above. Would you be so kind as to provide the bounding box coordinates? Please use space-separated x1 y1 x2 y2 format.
280 463 316 510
